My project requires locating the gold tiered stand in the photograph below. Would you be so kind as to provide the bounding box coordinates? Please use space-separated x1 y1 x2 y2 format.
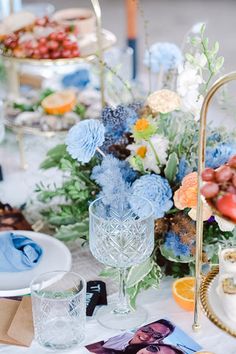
2 0 116 169
193 71 236 335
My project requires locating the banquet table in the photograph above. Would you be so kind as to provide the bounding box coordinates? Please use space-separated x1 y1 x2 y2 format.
0 132 236 354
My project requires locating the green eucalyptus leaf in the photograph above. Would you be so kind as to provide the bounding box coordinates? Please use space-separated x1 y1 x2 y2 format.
60 158 73 171
214 56 224 73
164 152 178 183
200 23 206 36
160 244 193 263
126 258 153 288
55 220 89 241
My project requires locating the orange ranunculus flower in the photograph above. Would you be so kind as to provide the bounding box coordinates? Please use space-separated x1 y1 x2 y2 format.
174 172 212 221
174 172 198 209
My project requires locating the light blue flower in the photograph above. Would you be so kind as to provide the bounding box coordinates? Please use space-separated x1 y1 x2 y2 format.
144 42 183 73
132 174 173 218
91 155 130 206
66 119 105 163
164 231 190 257
206 142 236 169
176 157 193 183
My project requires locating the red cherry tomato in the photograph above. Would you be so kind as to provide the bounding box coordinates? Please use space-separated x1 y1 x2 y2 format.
62 49 72 58
50 51 61 59
56 32 66 42
39 37 47 45
49 32 57 40
47 40 59 50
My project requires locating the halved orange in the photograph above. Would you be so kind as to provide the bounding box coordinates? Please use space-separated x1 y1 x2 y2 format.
172 277 195 312
41 90 77 115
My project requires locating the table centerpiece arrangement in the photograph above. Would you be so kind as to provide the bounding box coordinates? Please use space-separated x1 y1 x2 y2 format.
35 24 236 307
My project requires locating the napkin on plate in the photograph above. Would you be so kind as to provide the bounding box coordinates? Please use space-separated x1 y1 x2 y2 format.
0 232 43 272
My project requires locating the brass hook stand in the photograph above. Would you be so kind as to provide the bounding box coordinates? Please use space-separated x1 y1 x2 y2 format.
193 71 236 332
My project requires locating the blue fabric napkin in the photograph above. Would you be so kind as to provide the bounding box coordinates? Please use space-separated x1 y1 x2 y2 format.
0 232 43 272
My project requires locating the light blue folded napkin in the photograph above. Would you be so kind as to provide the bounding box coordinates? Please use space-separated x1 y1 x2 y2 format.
0 232 43 272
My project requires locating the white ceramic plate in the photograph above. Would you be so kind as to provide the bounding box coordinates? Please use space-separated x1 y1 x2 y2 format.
205 272 236 332
0 230 72 297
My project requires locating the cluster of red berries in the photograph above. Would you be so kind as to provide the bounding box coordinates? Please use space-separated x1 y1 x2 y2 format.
1 16 80 59
201 155 236 222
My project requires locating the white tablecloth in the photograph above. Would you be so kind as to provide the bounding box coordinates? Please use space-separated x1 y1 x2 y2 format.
0 132 236 354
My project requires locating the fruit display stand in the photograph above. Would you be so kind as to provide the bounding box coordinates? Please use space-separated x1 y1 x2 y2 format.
1 0 116 169
193 71 236 337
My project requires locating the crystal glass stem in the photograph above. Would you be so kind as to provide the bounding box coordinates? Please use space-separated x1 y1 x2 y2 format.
114 268 130 315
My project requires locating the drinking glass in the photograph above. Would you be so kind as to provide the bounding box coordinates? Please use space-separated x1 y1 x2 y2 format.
30 271 86 350
89 194 154 330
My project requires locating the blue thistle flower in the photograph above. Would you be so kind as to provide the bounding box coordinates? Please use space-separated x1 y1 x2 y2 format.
164 231 191 257
66 119 105 163
101 105 138 145
144 42 183 73
91 155 131 206
132 174 173 219
206 142 236 169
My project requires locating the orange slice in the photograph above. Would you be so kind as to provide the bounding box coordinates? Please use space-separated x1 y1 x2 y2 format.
172 277 195 312
41 90 77 115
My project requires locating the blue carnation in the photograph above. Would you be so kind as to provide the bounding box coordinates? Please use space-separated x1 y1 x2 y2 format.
144 42 183 73
206 142 236 169
66 119 105 163
132 174 173 218
164 231 190 257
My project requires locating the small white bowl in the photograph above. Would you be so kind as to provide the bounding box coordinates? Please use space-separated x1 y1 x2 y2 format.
52 8 96 36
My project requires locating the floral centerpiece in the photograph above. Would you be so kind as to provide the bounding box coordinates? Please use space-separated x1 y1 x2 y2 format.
36 25 236 305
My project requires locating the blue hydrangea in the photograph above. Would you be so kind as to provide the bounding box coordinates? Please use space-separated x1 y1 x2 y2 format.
164 231 191 257
144 42 183 73
176 157 193 183
91 155 131 206
66 119 105 163
131 174 173 218
206 142 236 169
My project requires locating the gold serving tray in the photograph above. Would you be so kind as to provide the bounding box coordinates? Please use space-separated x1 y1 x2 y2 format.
200 266 236 337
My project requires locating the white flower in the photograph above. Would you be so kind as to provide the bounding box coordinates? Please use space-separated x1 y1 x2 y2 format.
177 62 204 120
180 90 204 120
215 215 235 232
177 63 203 97
127 135 169 174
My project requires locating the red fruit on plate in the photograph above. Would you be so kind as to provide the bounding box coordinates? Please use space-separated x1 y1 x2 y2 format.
216 193 236 222
38 45 48 54
62 49 72 58
49 32 57 40
56 32 66 42
63 39 73 49
71 49 79 57
201 182 219 198
50 51 61 59
39 37 47 45
228 155 236 169
47 40 59 50
202 168 215 182
215 165 233 183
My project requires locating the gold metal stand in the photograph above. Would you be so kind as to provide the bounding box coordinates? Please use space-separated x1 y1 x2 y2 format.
91 0 106 107
193 71 236 331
